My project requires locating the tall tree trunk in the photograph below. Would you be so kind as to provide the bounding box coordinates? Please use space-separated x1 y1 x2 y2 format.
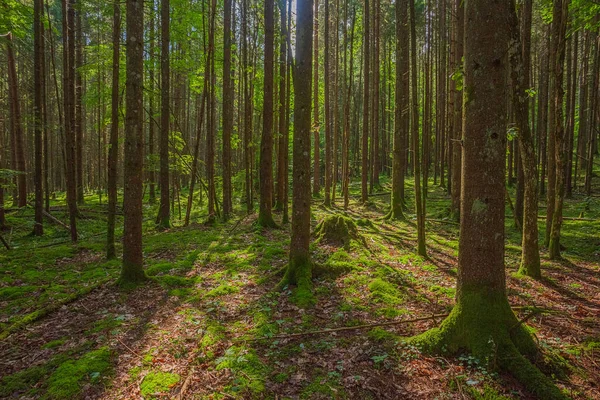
313 0 320 196
6 33 27 208
280 0 313 301
342 5 355 210
324 0 332 206
148 5 156 205
565 32 577 198
409 0 426 257
388 0 408 220
222 0 233 220
158 0 171 229
450 0 463 219
243 0 253 214
33 0 44 235
361 0 370 204
258 0 278 227
75 9 84 204
412 2 565 397
508 0 541 278
371 0 380 192
62 0 78 241
548 0 569 259
584 32 599 196
107 0 120 259
276 0 288 212
121 0 146 282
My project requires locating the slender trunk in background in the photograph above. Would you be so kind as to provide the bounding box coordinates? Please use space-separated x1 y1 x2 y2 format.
207 0 217 221
371 0 380 191
62 0 78 241
222 0 233 220
409 0 426 257
437 0 447 189
584 33 599 196
313 0 320 196
107 0 120 259
342 6 355 210
450 0 463 220
283 0 292 224
148 6 156 204
258 0 278 227
33 0 44 236
388 0 408 220
324 0 332 206
575 33 590 186
157 0 171 229
276 0 288 212
565 31 577 198
185 85 207 227
548 0 569 259
538 29 550 196
75 10 84 204
361 0 370 204
121 0 146 282
6 33 27 208
243 0 253 214
508 0 541 278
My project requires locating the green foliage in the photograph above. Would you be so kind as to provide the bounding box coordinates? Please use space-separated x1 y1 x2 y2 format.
215 346 270 395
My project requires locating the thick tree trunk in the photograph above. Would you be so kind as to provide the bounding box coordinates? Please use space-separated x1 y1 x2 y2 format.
413 2 565 397
280 0 313 303
157 0 171 229
107 0 120 259
121 0 146 282
258 0 278 227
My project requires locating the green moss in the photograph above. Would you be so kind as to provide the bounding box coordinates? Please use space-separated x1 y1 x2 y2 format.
42 338 67 349
314 215 361 248
368 278 404 306
467 384 512 400
215 346 270 395
0 285 38 300
300 373 345 399
206 283 240 297
368 327 400 342
46 347 112 399
139 371 180 399
0 364 49 397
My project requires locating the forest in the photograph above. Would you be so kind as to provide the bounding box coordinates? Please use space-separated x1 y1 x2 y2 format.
0 0 599 398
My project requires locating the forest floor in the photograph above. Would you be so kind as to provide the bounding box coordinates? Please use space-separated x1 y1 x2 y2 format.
1 177 599 399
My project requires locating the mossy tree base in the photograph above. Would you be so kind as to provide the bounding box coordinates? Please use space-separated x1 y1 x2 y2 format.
410 289 567 400
256 213 279 229
314 215 360 248
276 254 314 307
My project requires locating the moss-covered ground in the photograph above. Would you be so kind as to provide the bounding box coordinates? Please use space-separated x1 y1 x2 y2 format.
0 176 598 399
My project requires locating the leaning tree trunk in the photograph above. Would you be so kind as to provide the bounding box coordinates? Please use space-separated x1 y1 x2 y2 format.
411 1 566 398
121 0 146 283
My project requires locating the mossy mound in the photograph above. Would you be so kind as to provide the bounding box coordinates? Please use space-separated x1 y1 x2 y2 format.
140 371 180 399
314 215 361 248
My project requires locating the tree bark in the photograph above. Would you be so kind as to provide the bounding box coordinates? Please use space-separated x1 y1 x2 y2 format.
280 0 313 303
508 0 541 278
121 0 146 282
157 0 171 229
361 0 370 204
222 0 233 220
258 0 278 227
34 0 44 235
107 0 120 259
313 0 321 197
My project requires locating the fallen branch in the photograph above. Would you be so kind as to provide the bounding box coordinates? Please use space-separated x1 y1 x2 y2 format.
238 313 450 342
